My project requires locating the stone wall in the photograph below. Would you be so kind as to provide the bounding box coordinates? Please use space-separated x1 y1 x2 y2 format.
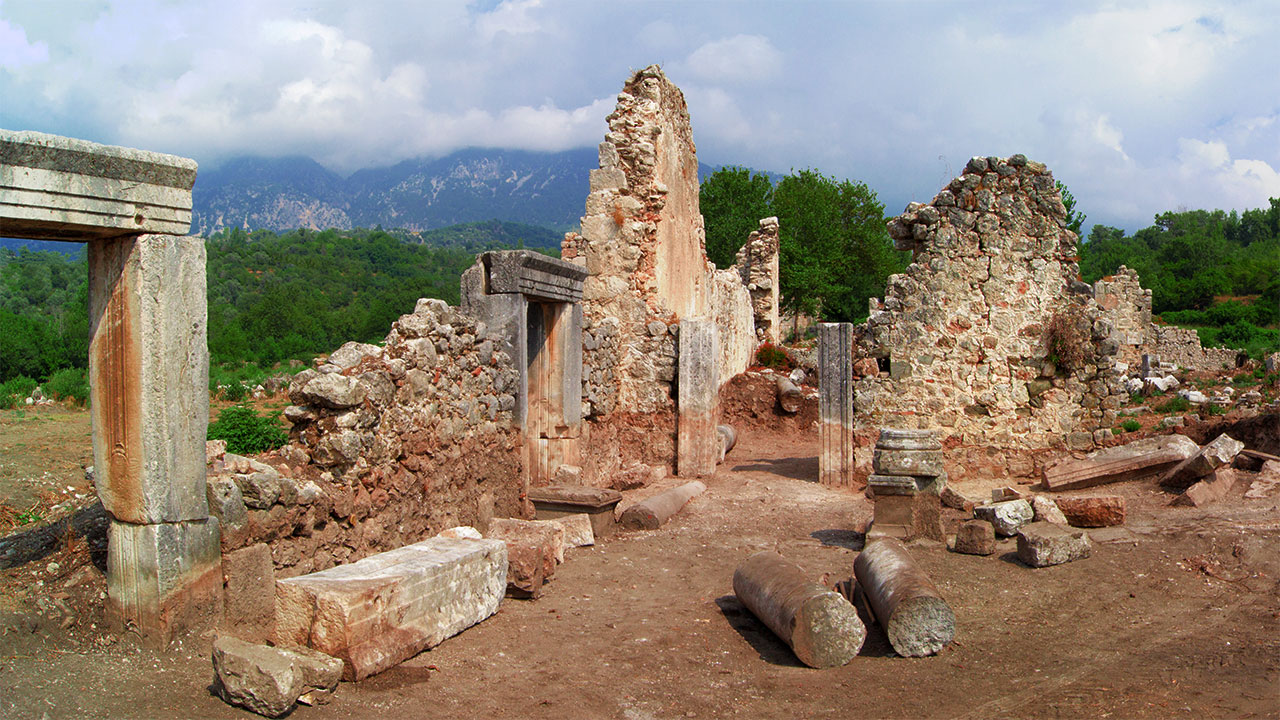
212 299 523 577
1151 325 1241 372
1093 266 1151 367
562 65 752 416
855 155 1127 454
735 217 782 345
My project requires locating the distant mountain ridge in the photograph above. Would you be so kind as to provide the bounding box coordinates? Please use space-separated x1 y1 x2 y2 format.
191 148 729 236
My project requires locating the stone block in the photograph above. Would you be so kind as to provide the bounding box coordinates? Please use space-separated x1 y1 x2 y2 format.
1030 495 1068 525
1160 433 1245 490
1043 434 1200 491
953 520 996 555
940 486 976 512
876 428 942 451
89 234 209 524
275 537 507 681
212 635 342 718
207 477 247 532
485 518 562 597
1173 468 1237 507
1245 460 1280 499
873 449 945 477
1016 522 1092 567
867 474 917 496
548 513 595 548
1054 496 1126 527
527 485 622 538
0 129 196 241
677 318 719 478
974 499 1034 536
222 543 276 643
106 517 223 649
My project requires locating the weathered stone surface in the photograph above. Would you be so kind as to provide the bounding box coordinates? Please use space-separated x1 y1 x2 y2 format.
549 514 595 548
300 373 366 410
551 464 583 485
207 477 248 532
873 449 945 477
620 481 706 530
876 428 943 451
212 635 342 718
819 323 855 487
1173 468 1237 507
953 520 996 555
222 543 276 643
733 552 865 668
1054 496 1126 527
1245 460 1280 498
89 234 209 524
940 486 976 512
106 517 222 649
854 538 955 657
328 341 381 369
437 526 483 540
486 518 562 596
528 485 622 538
1160 433 1245 490
274 537 506 680
992 486 1025 502
734 217 782 344
613 462 659 490
677 318 719 478
1031 495 1069 525
1016 522 1091 567
0 129 196 241
1043 434 1200 491
974 499 1034 537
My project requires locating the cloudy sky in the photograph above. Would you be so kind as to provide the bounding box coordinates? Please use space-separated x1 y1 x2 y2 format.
2 0 1278 234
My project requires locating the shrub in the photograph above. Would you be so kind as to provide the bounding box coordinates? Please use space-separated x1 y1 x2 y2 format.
1045 310 1089 373
0 375 38 409
1156 396 1191 414
755 342 794 370
220 381 249 402
1120 419 1142 433
1205 403 1227 416
44 368 89 406
208 404 288 455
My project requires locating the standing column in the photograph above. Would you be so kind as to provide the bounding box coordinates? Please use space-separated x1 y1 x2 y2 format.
677 318 719 477
89 233 222 648
819 323 854 486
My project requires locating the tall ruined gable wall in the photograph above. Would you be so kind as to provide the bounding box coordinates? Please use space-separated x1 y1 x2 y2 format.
564 65 750 417
856 155 1127 449
1093 265 1151 366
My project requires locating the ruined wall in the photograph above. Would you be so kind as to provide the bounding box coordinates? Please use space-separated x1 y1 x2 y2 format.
211 299 522 576
1093 266 1151 367
1152 325 1240 372
563 65 752 416
856 155 1127 454
735 217 782 345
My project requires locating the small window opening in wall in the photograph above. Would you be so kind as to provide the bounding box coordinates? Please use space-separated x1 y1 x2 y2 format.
876 356 891 373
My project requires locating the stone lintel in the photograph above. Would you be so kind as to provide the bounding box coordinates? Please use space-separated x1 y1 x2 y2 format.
107 517 222 649
89 234 209 524
476 250 588 303
677 318 719 477
0 128 195 240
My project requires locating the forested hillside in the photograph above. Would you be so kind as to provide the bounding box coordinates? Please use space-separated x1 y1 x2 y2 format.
1081 201 1280 356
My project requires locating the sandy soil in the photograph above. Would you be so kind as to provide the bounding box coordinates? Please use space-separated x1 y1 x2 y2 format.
1 410 1278 719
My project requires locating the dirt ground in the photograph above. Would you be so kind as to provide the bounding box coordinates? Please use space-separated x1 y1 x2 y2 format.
1 412 1279 718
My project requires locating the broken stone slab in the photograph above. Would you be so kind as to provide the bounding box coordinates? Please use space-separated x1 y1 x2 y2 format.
853 538 956 657
486 518 563 594
1245 460 1280 499
952 520 996 556
940 486 976 512
619 481 706 530
527 485 622 538
1173 468 1237 507
974 499 1034 537
872 448 945 477
733 552 866 668
613 462 661 491
548 514 595 548
876 428 942 451
1053 496 1126 527
1160 433 1245 490
274 537 506 681
299 373 366 410
222 543 276 643
212 635 342 718
1030 495 1068 525
0 129 196 241
1016 522 1092 568
1042 434 1200 491
327 341 381 370
992 486 1025 503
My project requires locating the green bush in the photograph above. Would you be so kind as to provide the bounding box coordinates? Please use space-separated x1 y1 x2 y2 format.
0 375 38 409
44 367 89 406
208 404 288 455
219 381 249 402
1156 396 1191 414
1120 419 1142 433
1205 403 1227 416
755 342 795 370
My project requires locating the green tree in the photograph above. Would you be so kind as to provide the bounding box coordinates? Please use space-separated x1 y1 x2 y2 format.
1056 181 1087 236
699 166 774 269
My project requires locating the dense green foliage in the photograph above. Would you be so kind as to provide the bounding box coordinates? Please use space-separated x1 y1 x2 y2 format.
207 404 288 454
44 367 89 406
1057 182 1087 236
1080 199 1280 357
700 167 906 322
0 246 89 382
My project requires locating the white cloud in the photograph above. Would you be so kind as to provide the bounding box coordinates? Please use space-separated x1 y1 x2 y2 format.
475 0 544 42
684 34 782 85
0 16 46 68
1176 138 1280 207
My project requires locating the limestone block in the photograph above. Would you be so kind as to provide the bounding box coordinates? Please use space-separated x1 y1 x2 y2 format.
300 374 366 410
274 538 507 681
486 518 563 597
548 514 595 548
1053 496 1126 527
107 517 223 649
89 234 209 524
873 449 945 477
1030 495 1068 525
327 341 381 369
677 318 719 478
941 486 976 512
974 499 1034 536
877 428 942 451
207 477 248 532
953 520 996 555
222 543 276 643
212 635 342 718
1160 433 1245 490
0 129 196 241
1173 468 1237 507
1016 522 1091 567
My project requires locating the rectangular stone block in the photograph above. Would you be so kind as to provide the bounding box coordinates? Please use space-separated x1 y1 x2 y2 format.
1043 434 1200 491
819 323 854 487
677 318 719 478
275 537 507 681
1053 496 1126 527
528 485 622 538
1173 468 1237 507
1016 522 1091 567
106 517 222 649
873 449 945 477
0 129 196 241
89 234 209 524
222 543 276 643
